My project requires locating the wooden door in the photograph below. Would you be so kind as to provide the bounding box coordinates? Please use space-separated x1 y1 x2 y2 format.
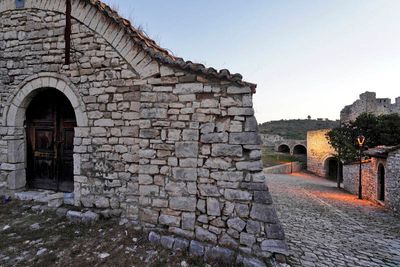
26 89 76 192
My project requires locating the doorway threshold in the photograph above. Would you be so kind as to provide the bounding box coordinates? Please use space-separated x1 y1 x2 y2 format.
14 190 74 208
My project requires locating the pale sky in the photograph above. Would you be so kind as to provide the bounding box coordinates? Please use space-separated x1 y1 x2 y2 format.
102 0 400 123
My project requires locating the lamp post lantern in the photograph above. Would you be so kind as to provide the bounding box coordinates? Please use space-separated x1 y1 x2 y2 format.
357 135 365 199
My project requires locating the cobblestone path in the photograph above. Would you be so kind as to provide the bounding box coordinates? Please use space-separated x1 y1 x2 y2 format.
266 172 400 267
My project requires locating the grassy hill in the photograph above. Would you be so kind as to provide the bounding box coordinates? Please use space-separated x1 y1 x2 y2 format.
259 119 339 140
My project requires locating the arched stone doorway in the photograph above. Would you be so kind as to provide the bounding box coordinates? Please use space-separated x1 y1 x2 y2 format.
293 145 307 155
26 89 76 192
2 74 88 193
325 157 343 181
278 144 290 154
377 164 385 201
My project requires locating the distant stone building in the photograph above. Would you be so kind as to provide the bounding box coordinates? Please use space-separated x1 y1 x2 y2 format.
343 146 400 212
308 91 400 179
306 130 339 179
341 91 400 123
260 133 307 156
0 0 287 262
260 134 284 149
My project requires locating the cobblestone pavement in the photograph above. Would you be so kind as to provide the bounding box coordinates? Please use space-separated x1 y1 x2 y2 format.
266 172 400 267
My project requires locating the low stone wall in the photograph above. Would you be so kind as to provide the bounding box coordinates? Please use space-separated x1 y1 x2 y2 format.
148 231 284 266
386 150 400 212
264 162 303 174
343 162 375 201
343 157 385 203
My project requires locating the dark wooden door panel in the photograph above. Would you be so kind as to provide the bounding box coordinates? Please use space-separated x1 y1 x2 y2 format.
26 89 76 192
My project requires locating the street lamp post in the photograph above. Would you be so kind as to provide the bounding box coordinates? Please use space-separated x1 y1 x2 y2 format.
357 135 365 199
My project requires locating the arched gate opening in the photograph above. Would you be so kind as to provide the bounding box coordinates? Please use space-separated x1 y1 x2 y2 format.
26 89 76 192
377 164 385 201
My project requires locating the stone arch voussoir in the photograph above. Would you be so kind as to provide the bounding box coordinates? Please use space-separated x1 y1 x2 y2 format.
3 73 88 127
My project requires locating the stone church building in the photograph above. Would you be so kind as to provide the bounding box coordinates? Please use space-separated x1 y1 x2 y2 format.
0 0 287 262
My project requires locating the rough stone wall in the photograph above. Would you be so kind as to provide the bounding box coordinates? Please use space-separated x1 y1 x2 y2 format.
386 150 400 212
0 0 287 261
307 129 335 177
343 159 384 202
341 91 400 123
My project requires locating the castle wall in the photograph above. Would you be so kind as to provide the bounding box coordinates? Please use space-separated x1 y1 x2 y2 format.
341 92 400 123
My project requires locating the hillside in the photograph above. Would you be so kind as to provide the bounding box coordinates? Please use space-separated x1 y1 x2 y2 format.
259 119 340 140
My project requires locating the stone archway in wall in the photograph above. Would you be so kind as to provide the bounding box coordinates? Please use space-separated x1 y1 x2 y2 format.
324 157 343 181
377 164 385 201
2 74 88 195
278 144 290 154
293 144 307 155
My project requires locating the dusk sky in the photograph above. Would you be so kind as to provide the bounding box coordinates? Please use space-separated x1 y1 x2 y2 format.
102 0 400 123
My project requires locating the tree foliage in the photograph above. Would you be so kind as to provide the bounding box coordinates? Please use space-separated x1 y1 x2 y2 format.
326 113 400 163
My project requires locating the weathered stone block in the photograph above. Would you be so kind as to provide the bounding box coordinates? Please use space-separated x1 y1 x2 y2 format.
173 83 203 94
140 208 159 224
201 132 228 143
210 171 243 182
94 196 109 208
227 217 246 232
254 191 273 204
211 144 242 157
250 204 278 223
66 211 83 223
159 214 181 227
173 238 189 251
195 227 217 243
227 107 254 116
236 255 267 267
182 212 196 231
224 189 252 201
219 233 239 248
160 235 175 249
175 142 198 158
207 197 221 216
139 129 159 139
236 161 263 171
141 108 167 119
139 185 159 196
199 184 220 197
148 232 161 243
205 246 235 264
182 129 199 141
246 220 261 234
265 224 285 239
170 197 196 211
204 158 231 169
229 132 261 145
82 211 100 224
172 168 197 181
240 232 256 247
260 240 288 255
227 86 251 94
190 240 205 256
